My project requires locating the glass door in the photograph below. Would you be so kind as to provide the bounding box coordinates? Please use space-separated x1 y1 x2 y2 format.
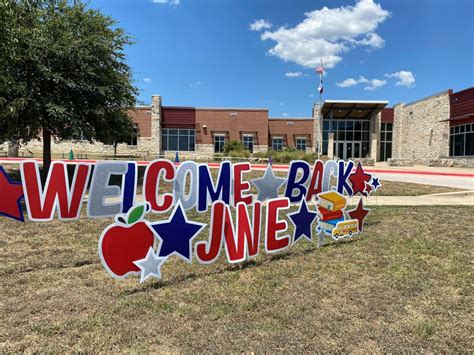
353 142 361 158
345 143 353 159
337 142 345 159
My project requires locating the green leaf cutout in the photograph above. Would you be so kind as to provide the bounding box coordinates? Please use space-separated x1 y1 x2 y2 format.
127 204 145 224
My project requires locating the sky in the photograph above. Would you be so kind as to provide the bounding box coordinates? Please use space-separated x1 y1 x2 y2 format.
91 0 474 118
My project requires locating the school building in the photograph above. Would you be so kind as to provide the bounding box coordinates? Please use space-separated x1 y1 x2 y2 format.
8 87 474 166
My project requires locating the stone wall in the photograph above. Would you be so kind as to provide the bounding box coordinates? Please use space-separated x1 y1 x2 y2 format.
429 157 474 168
10 95 163 160
17 137 155 159
392 91 450 164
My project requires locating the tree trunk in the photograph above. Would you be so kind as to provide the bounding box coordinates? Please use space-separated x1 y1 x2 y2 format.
7 139 19 157
42 128 52 181
114 142 118 156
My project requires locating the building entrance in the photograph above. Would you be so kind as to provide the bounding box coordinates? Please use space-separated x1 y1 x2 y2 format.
335 141 362 160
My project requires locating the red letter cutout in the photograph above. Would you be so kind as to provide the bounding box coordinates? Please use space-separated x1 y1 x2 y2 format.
236 201 261 259
233 162 252 205
21 161 90 221
306 160 324 201
265 197 290 253
195 201 262 264
144 159 174 212
195 201 225 264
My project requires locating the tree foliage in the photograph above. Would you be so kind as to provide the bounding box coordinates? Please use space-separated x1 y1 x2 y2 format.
0 0 137 171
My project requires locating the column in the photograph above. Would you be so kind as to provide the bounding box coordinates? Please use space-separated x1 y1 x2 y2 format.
151 95 162 156
328 133 334 159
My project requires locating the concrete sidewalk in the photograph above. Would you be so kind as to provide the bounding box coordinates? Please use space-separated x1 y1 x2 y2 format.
368 162 474 190
347 190 474 206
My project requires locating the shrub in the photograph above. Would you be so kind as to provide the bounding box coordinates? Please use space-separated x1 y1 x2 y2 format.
267 148 317 163
227 149 250 158
223 140 246 154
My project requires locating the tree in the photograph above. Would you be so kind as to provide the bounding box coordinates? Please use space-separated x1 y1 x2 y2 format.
94 110 136 156
0 0 137 175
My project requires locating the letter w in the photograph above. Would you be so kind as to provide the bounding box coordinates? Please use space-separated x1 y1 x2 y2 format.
21 161 91 221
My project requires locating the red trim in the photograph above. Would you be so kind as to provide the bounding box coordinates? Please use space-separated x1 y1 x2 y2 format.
1 157 473 178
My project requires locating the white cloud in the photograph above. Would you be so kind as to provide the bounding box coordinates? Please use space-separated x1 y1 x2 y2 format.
282 112 288 117
258 0 389 69
336 75 385 90
151 0 180 5
285 71 306 77
189 80 201 87
385 70 415 87
364 78 386 90
250 19 272 31
143 77 152 83
336 75 368 88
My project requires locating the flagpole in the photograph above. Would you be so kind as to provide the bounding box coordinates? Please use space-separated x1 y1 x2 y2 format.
316 59 324 158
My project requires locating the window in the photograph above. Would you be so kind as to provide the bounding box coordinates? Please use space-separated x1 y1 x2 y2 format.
379 122 393 161
296 137 306 151
450 123 474 156
272 137 283 151
242 135 254 153
214 134 225 153
322 118 371 158
162 128 195 151
129 125 139 146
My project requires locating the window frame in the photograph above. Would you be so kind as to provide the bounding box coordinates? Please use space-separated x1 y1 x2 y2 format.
449 123 474 157
161 128 195 151
272 137 284 151
214 134 225 153
295 137 307 151
242 135 254 153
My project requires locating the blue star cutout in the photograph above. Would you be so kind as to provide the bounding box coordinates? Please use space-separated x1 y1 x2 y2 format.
288 199 318 244
151 202 206 263
371 177 381 191
0 166 25 222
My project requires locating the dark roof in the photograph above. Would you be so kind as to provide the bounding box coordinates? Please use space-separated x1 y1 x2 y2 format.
321 100 388 119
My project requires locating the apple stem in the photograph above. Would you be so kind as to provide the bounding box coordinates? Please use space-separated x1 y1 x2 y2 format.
117 216 126 224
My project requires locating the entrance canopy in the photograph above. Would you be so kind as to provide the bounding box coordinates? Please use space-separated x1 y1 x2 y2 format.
321 100 388 120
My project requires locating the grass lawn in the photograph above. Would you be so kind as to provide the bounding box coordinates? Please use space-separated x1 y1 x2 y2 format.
1 206 472 352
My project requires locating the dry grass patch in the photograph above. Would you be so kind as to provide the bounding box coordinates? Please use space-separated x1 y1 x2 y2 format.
0 206 472 352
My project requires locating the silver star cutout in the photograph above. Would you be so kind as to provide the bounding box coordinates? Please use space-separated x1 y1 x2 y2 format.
251 165 286 201
133 247 167 283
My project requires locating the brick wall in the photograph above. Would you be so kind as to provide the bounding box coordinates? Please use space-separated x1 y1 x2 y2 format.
268 118 313 149
127 107 152 137
196 108 269 147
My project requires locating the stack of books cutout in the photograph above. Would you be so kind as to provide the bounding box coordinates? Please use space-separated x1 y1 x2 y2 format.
317 191 347 234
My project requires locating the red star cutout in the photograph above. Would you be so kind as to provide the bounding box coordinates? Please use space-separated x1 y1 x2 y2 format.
364 181 373 195
0 166 25 222
347 199 370 232
349 162 372 196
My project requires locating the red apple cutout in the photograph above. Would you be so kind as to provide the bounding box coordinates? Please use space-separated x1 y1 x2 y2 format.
98 202 156 278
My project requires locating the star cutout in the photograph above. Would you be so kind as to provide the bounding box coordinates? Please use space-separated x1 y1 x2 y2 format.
371 177 381 191
0 166 24 222
251 164 286 201
364 181 373 195
349 162 372 196
347 199 370 232
288 199 318 244
133 247 167 283
151 202 206 262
